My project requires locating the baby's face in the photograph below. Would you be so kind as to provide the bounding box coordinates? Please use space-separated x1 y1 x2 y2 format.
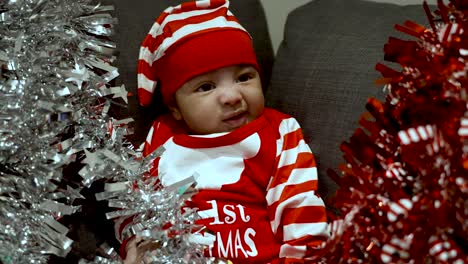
169 65 264 134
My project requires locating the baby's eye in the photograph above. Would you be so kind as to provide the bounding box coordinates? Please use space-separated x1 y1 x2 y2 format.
196 83 215 92
237 73 254 83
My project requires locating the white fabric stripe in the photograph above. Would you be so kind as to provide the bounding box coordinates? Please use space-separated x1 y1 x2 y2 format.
459 127 468 136
278 117 301 138
143 17 245 64
461 118 468 126
426 125 434 137
165 6 176 14
459 118 468 136
398 131 410 144
147 22 161 38
276 138 283 157
277 139 311 167
139 46 155 67
283 223 329 241
276 117 302 156
271 191 325 233
279 244 306 259
146 125 154 146
266 167 317 205
417 126 429 140
408 128 419 142
138 73 157 92
195 0 211 8
148 4 228 38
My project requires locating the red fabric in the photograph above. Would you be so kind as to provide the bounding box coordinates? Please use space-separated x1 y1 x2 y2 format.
116 108 328 263
142 114 189 157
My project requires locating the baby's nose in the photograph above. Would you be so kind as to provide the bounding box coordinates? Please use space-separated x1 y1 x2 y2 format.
219 85 242 105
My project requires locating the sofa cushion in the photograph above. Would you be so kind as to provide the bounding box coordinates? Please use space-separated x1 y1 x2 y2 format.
266 0 432 200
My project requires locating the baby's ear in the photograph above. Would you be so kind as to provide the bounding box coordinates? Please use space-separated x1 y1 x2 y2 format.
168 104 182 120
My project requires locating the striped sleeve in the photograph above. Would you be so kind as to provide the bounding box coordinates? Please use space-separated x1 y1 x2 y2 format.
266 117 329 262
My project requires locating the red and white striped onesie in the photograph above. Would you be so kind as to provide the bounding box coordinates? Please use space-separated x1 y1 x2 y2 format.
117 108 328 263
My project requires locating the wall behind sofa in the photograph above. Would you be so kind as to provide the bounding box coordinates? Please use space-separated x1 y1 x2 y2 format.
259 0 439 54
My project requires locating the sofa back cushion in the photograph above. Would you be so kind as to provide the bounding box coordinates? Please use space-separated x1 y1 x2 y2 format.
266 0 431 199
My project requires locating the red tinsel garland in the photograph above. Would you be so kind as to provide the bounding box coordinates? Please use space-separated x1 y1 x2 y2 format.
324 1 468 263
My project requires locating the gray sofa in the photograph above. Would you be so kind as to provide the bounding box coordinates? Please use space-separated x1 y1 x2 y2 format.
58 0 431 262
266 0 430 200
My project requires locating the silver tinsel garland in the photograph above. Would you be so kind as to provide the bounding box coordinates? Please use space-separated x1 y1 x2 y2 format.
0 0 222 263
0 0 120 262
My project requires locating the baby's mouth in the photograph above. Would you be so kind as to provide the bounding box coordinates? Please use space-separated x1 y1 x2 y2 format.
223 111 248 127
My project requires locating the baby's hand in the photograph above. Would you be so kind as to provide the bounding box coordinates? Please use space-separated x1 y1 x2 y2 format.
124 237 160 264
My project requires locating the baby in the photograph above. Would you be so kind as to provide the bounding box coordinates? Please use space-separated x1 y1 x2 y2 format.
116 0 329 263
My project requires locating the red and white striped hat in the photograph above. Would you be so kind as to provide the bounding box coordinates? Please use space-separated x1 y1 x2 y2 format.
137 0 260 107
